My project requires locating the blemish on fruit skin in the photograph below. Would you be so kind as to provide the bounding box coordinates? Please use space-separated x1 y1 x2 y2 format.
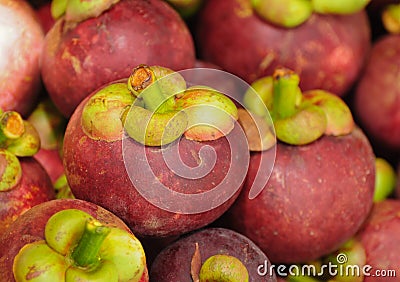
190 149 201 166
26 265 44 279
61 49 82 74
234 0 253 18
258 52 276 73
79 136 87 146
143 216 164 230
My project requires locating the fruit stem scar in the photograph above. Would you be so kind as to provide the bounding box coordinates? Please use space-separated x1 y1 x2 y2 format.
128 64 169 113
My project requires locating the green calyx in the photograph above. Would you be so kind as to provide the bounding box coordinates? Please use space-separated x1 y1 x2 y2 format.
123 65 238 146
82 64 238 146
382 4 400 34
13 209 146 282
0 110 41 192
0 149 22 192
28 98 67 151
190 243 249 282
0 110 41 157
251 0 313 28
322 239 366 282
123 106 188 147
373 158 397 202
51 0 120 23
199 254 249 282
301 90 354 136
0 111 24 140
175 87 238 141
165 0 204 19
54 174 75 199
311 0 370 15
81 82 135 142
243 68 354 145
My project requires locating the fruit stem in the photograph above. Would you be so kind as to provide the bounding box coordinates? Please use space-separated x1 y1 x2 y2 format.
0 111 25 145
71 218 110 268
6 121 40 157
128 65 171 113
272 68 302 120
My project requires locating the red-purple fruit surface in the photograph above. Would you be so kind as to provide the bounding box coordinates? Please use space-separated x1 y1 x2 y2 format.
354 34 400 153
150 227 277 281
0 157 54 234
356 199 400 282
0 0 44 116
221 127 375 264
41 0 196 117
196 0 371 96
0 198 149 282
63 66 247 238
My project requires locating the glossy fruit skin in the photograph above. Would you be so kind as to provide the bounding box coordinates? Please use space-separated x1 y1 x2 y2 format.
354 34 400 153
0 157 55 234
196 0 371 96
0 0 44 117
150 227 277 282
63 93 246 238
41 0 196 117
356 200 400 282
221 128 375 264
0 198 149 282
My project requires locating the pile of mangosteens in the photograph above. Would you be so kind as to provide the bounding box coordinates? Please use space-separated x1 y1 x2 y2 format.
0 0 399 281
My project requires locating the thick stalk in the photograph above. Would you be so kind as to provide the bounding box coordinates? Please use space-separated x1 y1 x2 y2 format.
0 111 25 146
272 69 302 120
71 219 111 268
128 65 173 113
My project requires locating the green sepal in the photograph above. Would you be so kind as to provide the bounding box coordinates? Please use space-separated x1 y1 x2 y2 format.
13 241 67 282
45 209 93 256
51 0 120 23
302 89 354 136
123 105 188 146
274 104 327 145
252 0 313 28
6 121 41 157
0 149 22 192
312 0 370 15
81 82 135 142
373 158 397 202
66 260 118 282
175 87 238 141
243 76 274 117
